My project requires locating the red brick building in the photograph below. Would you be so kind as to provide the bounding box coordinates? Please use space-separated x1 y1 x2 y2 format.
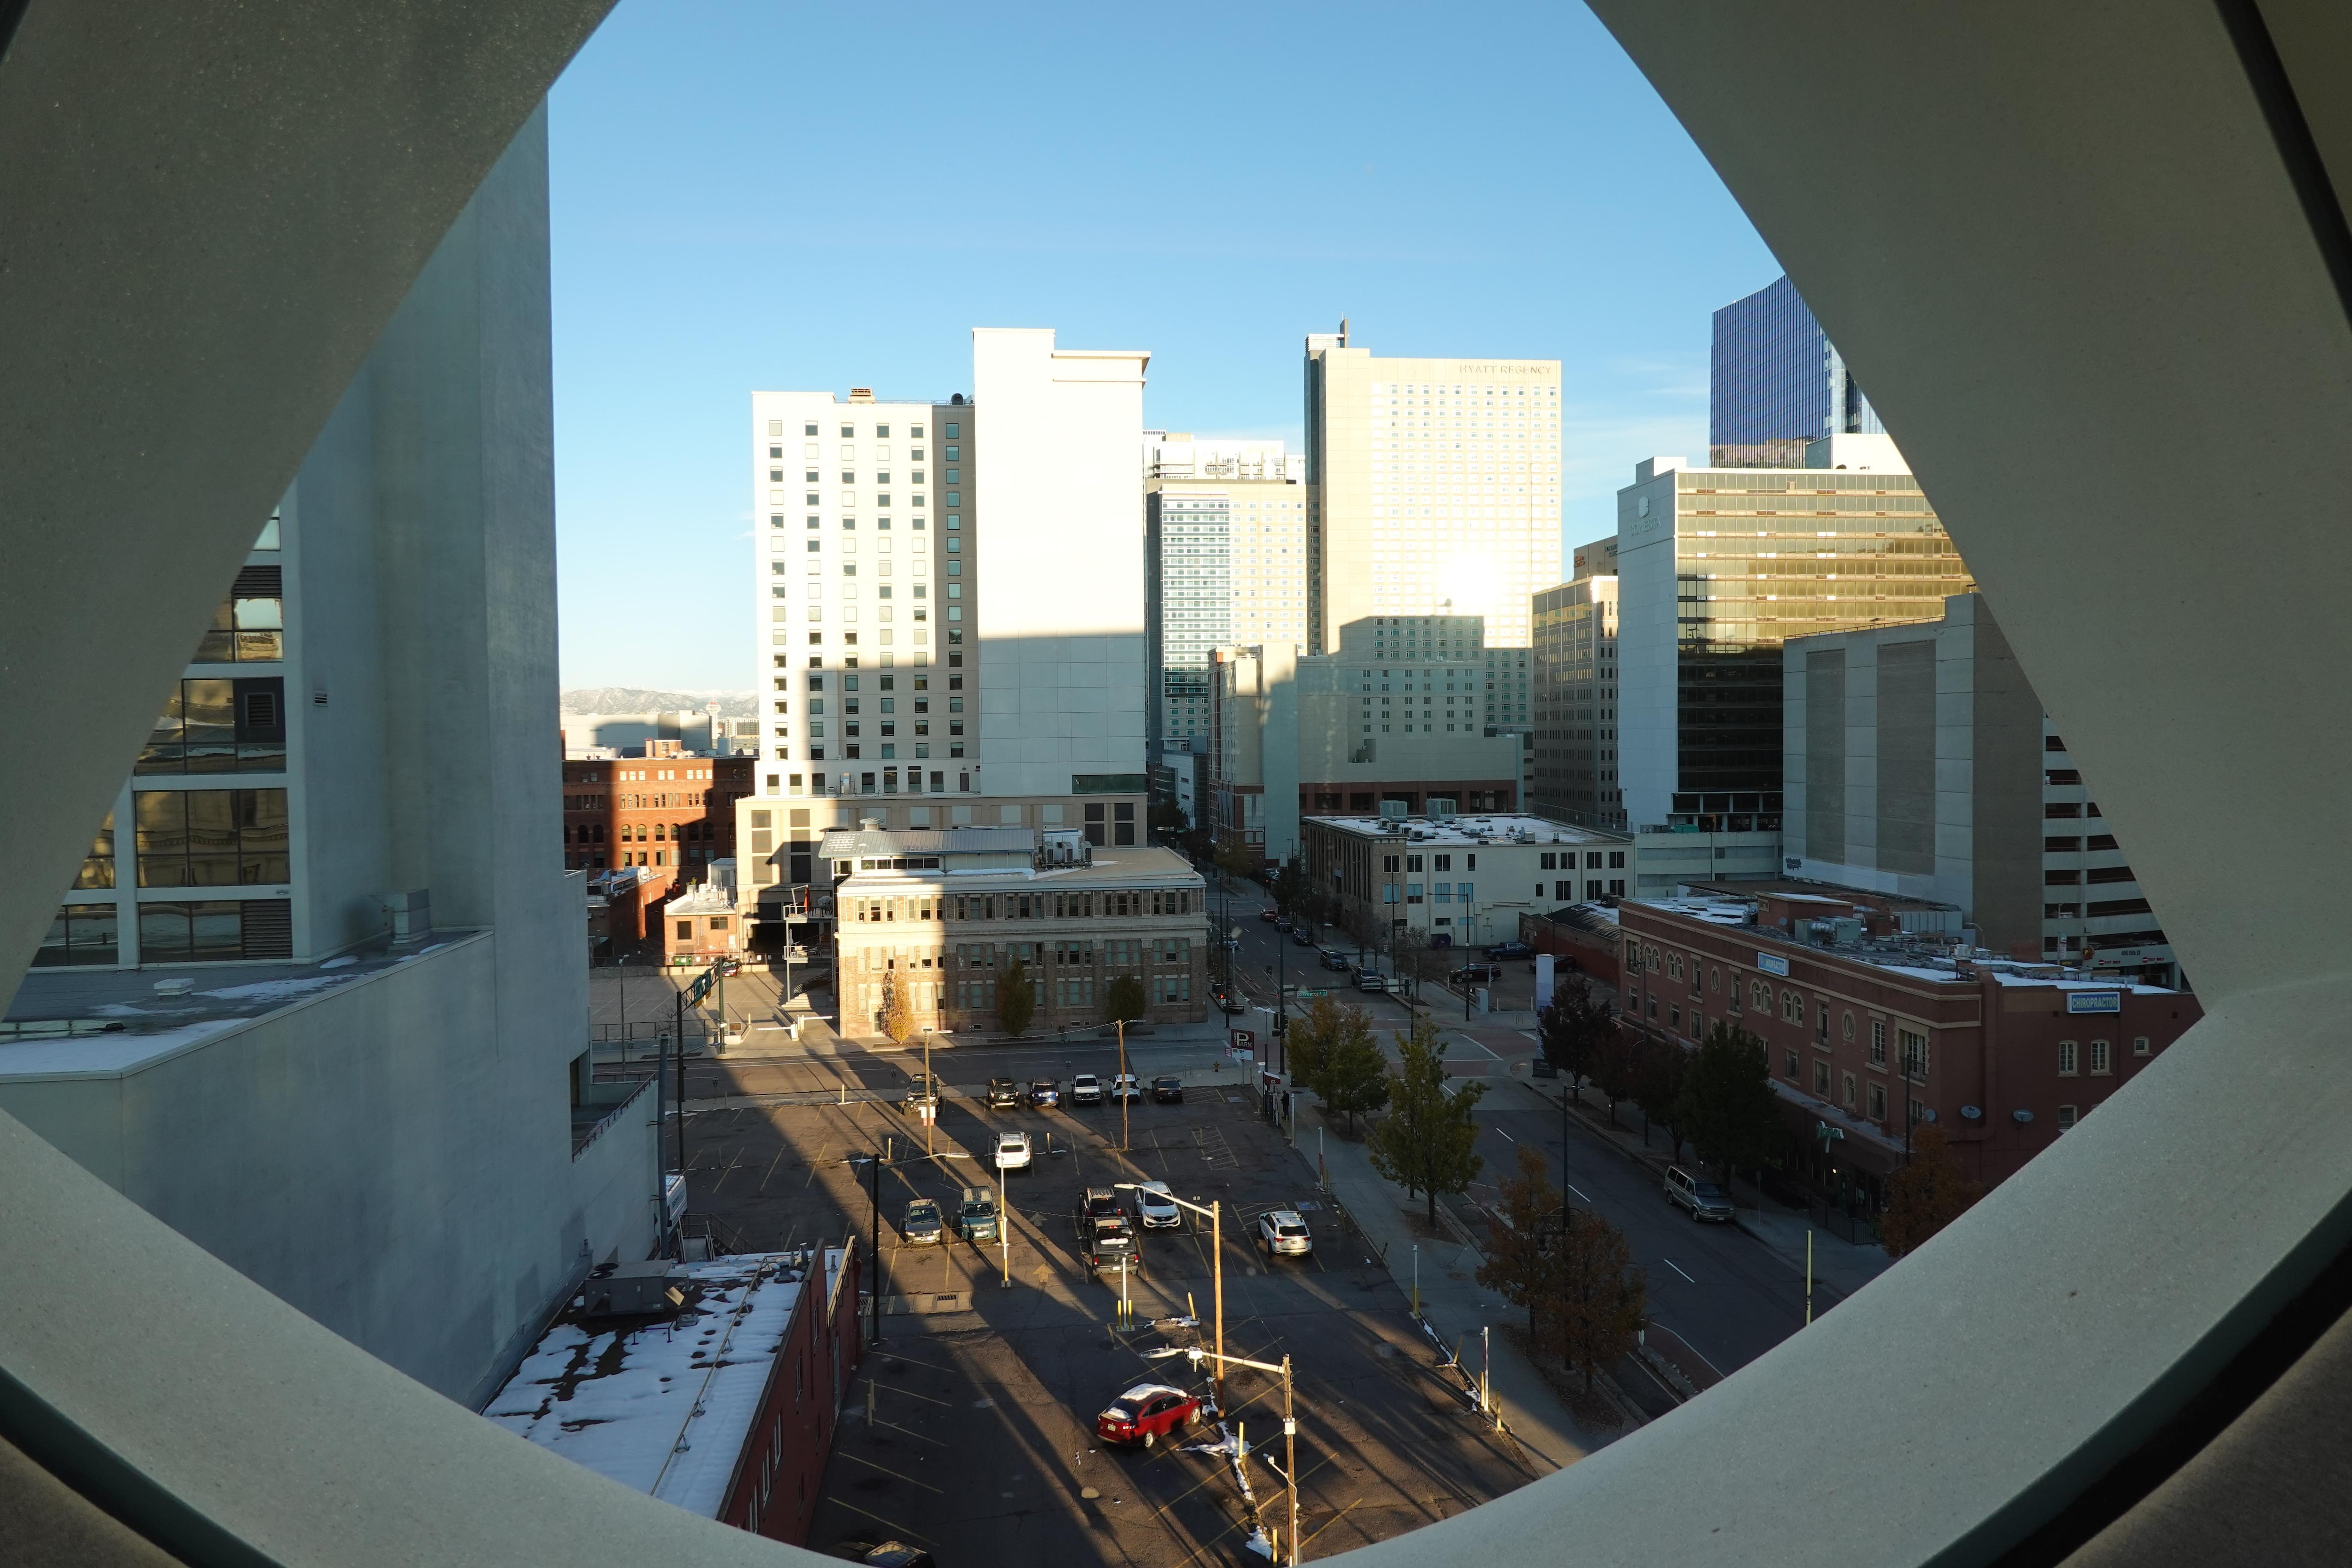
562 750 754 894
1616 895 2201 1204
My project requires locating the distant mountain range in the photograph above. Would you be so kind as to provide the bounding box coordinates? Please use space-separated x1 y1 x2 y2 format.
560 687 755 719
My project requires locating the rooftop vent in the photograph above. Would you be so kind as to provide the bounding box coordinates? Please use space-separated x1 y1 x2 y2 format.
848 387 875 402
859 817 882 831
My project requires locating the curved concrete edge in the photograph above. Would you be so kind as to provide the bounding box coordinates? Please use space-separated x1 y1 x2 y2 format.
0 1106 817 1566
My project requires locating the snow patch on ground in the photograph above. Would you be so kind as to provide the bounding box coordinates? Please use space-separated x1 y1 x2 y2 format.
194 975 362 1003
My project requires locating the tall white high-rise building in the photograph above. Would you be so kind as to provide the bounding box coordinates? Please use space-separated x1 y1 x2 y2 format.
1302 329 1562 656
741 329 1151 895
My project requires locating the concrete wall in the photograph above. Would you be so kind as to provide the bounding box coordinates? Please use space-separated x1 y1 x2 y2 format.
0 935 654 1404
971 329 1150 799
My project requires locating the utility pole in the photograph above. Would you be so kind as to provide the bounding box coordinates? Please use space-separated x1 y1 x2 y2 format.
1117 1018 1130 1154
923 1026 935 1157
672 981 688 1177
1282 1354 1298 1568
1127 1184 1226 1410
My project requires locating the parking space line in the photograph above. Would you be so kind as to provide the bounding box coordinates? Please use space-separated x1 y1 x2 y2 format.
836 1450 944 1494
1662 1257 1697 1284
817 1495 932 1543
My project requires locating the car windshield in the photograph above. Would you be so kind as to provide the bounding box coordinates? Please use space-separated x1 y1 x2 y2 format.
1695 1184 1727 1199
907 1203 936 1220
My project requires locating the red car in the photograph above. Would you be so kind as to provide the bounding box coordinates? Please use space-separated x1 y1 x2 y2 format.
1095 1382 1206 1448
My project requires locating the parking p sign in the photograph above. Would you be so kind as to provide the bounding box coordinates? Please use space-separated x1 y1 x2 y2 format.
1228 1029 1255 1063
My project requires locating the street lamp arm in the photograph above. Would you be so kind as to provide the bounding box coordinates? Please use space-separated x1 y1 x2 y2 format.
1186 1346 1287 1378
1111 1183 1219 1222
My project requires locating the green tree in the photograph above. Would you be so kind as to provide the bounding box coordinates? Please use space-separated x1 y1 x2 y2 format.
1213 838 1257 887
1315 1026 1391 1135
1631 1035 1691 1158
1880 1124 1985 1258
994 955 1035 1037
1589 1020 1640 1118
1675 1021 1785 1184
1539 976 1615 1101
1477 1146 1567 1343
1148 797 1188 842
1551 1208 1648 1393
1273 858 1310 918
1105 972 1147 1025
1283 993 1351 1089
1367 1015 1486 1225
879 970 916 1045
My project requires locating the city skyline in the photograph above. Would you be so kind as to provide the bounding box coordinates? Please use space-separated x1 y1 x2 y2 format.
545 2 1780 690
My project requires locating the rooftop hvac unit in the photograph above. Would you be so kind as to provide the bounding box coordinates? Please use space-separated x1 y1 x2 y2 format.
1426 797 1456 819
581 1261 687 1318
1377 800 1408 821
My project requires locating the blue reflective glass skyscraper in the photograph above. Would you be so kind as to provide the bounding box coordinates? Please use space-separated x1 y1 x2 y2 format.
1710 275 1884 445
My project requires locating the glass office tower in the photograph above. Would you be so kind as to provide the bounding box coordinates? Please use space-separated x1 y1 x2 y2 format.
1710 275 1885 447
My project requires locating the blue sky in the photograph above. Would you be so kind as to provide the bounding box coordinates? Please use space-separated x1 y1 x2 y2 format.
548 1 1780 690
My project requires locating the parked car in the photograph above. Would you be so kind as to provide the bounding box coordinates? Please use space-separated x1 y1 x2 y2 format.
985 1077 1021 1108
1354 968 1391 994
717 958 743 977
1095 1382 1205 1448
1258 908 1279 923
1134 1180 1183 1229
1083 1186 1123 1221
901 1074 941 1111
900 1198 944 1246
1486 941 1536 961
1086 1213 1138 1276
1666 1165 1737 1222
836 1541 937 1568
1213 988 1246 1015
1448 962 1502 987
1151 1075 1185 1104
1110 1073 1141 1101
1272 915 1292 932
1256 1208 1313 1258
1071 1072 1105 1105
958 1186 1000 1242
1028 1077 1061 1108
994 1130 1033 1172
1319 949 1353 972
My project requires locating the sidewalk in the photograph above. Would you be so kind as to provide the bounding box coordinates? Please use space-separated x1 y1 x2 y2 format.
1311 1112 1616 1473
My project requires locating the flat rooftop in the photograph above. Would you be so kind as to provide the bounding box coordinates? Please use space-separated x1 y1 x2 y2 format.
1629 897 2176 993
484 1252 816 1519
1306 813 1629 847
1673 876 1963 914
0 931 485 1078
841 843 1202 889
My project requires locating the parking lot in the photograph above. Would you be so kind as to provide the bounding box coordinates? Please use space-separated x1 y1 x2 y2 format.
668 1048 1539 1567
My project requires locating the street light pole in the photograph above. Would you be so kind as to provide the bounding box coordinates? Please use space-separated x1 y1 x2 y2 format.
1117 1018 1130 1154
1120 1183 1224 1410
923 1026 935 1157
1282 1353 1298 1568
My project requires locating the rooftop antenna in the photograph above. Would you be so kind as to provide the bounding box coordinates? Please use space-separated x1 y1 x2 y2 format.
1338 317 1349 346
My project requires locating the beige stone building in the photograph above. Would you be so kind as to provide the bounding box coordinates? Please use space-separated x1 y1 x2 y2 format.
1302 327 1560 658
823 821 1207 1037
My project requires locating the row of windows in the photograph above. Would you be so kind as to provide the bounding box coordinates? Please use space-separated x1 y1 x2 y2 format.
843 889 1195 923
33 898 294 967
765 418 961 441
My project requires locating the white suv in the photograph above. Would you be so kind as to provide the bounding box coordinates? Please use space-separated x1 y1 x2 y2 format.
1257 1209 1313 1257
1135 1180 1182 1229
1071 1073 1104 1105
995 1131 1033 1173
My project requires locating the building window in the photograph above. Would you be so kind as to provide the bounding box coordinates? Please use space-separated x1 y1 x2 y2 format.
1781 989 1802 1023
1841 1071 1857 1109
136 898 293 962
2133 1035 2151 1057
2058 1039 2079 1076
1813 1059 1831 1096
1868 1020 1887 1067
32 904 120 968
1867 1082 1887 1122
2057 1104 2079 1130
2090 1038 2112 1075
1899 1028 1929 1081
1783 1049 1798 1080
1841 1010 1855 1042
134 788 290 887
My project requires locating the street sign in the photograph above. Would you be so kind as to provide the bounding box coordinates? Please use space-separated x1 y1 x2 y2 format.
683 964 719 1006
1229 1029 1255 1063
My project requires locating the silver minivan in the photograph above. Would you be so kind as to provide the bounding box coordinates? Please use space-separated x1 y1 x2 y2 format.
1665 1165 1736 1222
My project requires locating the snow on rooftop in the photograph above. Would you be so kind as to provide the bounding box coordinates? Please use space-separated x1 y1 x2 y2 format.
1311 813 1623 846
484 1256 806 1519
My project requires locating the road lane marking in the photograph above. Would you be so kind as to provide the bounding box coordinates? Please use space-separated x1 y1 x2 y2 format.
1565 1184 1590 1203
1494 1127 1515 1143
1662 1257 1697 1284
837 1449 944 1493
